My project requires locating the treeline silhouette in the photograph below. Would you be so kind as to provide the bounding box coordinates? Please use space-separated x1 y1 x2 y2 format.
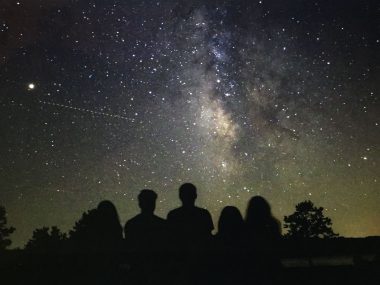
1 183 380 285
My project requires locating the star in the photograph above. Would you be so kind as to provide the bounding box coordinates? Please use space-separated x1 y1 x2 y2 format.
28 83 35 90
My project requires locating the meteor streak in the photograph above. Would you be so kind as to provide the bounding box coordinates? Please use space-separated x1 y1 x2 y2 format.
39 100 132 121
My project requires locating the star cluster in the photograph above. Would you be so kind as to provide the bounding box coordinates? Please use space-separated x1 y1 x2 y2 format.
0 0 379 247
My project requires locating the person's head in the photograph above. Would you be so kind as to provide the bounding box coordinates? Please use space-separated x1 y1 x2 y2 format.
138 189 157 214
97 200 121 226
97 200 119 220
218 206 244 235
246 196 272 224
179 183 197 206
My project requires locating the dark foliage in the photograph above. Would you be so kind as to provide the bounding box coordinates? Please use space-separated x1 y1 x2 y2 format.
0 205 15 250
68 209 99 251
284 200 339 239
25 226 67 252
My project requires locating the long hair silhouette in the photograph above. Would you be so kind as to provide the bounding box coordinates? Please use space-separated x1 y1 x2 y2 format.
245 196 281 238
218 206 244 242
96 200 123 250
244 196 282 283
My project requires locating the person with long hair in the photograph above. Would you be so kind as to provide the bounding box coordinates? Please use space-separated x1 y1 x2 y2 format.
214 206 246 284
96 200 123 252
244 196 282 284
217 206 245 245
245 196 281 241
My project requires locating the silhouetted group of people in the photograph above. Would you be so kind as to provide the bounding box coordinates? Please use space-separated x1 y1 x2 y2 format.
75 183 282 284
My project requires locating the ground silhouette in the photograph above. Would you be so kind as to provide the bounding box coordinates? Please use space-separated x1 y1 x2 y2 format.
1 185 379 285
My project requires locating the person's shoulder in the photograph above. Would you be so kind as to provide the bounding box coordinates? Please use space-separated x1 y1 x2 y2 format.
153 214 166 223
267 216 279 226
195 206 211 216
167 207 182 217
125 214 142 227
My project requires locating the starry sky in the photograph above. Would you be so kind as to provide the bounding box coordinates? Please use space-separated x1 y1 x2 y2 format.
0 0 379 247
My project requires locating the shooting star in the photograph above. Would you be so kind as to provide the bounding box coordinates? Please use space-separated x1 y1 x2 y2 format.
39 100 133 121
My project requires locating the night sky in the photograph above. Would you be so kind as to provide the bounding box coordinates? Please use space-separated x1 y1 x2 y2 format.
0 0 379 247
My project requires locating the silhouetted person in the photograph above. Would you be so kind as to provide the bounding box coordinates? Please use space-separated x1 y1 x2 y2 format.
96 200 123 252
245 196 281 242
244 196 282 284
214 206 246 285
69 200 123 253
68 200 123 284
95 201 124 283
167 183 214 249
216 206 244 245
167 183 214 284
124 189 167 252
124 190 168 284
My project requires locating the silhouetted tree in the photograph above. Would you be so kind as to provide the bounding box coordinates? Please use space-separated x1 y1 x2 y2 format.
25 226 67 252
0 205 15 250
68 209 98 251
284 200 338 238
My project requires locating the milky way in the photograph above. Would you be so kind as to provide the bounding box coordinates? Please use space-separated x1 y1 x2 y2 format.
0 0 379 247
